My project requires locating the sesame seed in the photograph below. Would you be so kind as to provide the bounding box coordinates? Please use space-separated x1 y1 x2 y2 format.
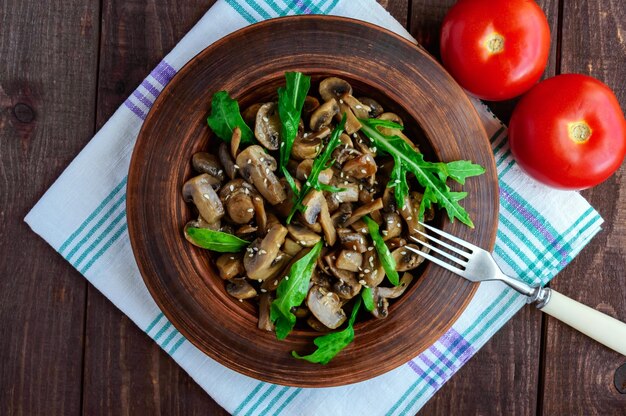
274 280 279 286
304 173 308 179
368 246 374 251
406 216 412 220
247 208 254 213
358 279 367 285
401 251 407 255
382 230 388 235
262 116 269 122
344 181 349 185
340 172 344 178
394 179 400 184
373 241 377 246
265 168 270 174
234 164 240 169
360 169 366 174
248 253 254 257
358 266 363 271
203 193 210 199
281 142 285 148
387 219 394 224
239 299 243 302
361 228 367 233
285 276 289 281
260 157 265 162
247 158 252 164
229 256 235 260
339 99 344 104
218 169 223 175
230 185 235 191
300 240 307 245
258 279 263 282
352 245 357 250
306 181 311 186
359 184 363 190
260 288 267 293
326 292 333 297
352 133 357 138
371 147 377 152
397 223 401 228
364 269 370 273
259 249 267 255
253 247 259 251
303 133 309 138
355 105 363 109
264 178 268 185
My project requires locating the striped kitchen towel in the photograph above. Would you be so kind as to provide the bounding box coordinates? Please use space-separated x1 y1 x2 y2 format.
25 0 603 415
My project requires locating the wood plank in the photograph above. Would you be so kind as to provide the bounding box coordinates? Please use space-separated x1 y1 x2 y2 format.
82 1 228 414
541 0 626 413
0 0 100 415
410 0 560 414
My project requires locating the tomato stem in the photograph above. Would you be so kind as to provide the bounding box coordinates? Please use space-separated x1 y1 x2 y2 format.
484 33 505 54
568 121 592 144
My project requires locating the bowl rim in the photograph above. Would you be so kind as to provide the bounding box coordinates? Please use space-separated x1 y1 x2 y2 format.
127 14 497 387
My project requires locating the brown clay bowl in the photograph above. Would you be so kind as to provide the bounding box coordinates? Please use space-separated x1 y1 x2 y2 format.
127 15 498 387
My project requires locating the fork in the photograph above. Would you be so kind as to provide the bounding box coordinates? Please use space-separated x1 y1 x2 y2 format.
405 222 626 356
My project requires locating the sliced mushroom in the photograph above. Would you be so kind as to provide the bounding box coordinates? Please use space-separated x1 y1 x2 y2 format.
358 97 384 118
182 174 225 224
339 133 353 147
335 250 362 272
302 95 320 115
192 152 225 182
332 142 361 164
319 77 353 102
236 145 286 205
382 212 403 241
311 269 334 291
391 244 425 271
226 278 257 300
295 159 333 185
341 94 371 119
234 224 258 239
361 250 385 288
344 198 383 226
343 153 377 179
301 190 336 246
215 253 245 280
349 219 369 235
385 237 407 250
306 285 346 329
399 194 426 242
183 219 220 247
337 103 362 135
242 103 262 126
219 179 255 224
287 223 321 247
282 237 304 256
337 228 368 253
219 142 237 179
258 293 275 331
291 135 322 160
307 315 333 332
333 270 362 300
378 113 418 150
243 223 288 280
310 98 339 131
370 273 414 318
412 192 435 221
254 102 281 150
330 202 353 227
230 127 241 159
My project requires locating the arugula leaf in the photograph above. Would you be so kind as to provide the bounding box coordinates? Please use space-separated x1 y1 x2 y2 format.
185 228 250 252
292 297 362 364
278 72 311 170
362 216 399 286
270 241 323 340
359 118 484 228
206 91 255 144
361 287 375 312
286 114 347 223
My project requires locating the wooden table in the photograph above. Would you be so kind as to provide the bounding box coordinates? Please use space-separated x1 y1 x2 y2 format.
1 1 625 414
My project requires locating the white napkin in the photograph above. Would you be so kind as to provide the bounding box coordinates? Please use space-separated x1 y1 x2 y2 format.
25 0 603 415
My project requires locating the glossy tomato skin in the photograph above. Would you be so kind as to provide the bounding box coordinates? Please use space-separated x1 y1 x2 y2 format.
440 0 550 101
509 74 626 190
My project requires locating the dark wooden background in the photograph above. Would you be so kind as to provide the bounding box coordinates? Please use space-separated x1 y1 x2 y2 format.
1 0 624 414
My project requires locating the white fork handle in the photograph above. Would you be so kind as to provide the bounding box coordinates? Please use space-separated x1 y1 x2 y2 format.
539 289 626 356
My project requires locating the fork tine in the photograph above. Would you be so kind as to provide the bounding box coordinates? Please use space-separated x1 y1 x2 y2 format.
404 245 465 274
411 229 470 259
408 235 467 265
418 221 478 252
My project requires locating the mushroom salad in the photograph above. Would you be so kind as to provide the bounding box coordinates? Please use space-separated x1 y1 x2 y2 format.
183 72 485 364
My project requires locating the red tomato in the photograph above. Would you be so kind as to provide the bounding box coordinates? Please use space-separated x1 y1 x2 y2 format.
509 74 626 190
440 0 551 101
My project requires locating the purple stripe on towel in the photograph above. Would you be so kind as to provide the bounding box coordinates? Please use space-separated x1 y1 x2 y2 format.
293 0 312 14
407 361 440 389
150 60 177 86
140 79 161 98
124 99 146 120
132 90 153 108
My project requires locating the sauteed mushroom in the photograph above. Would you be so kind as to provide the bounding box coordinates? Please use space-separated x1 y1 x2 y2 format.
255 102 281 150
182 75 447 347
182 174 224 224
